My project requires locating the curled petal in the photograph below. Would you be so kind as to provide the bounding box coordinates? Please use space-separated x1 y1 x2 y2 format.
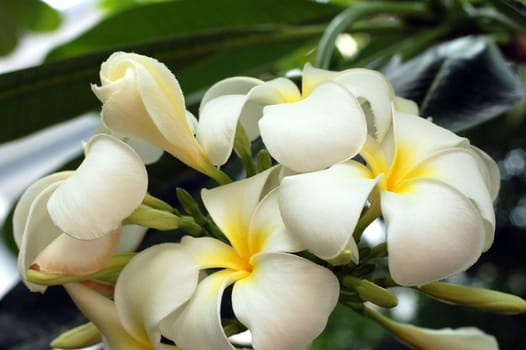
34 230 120 275
279 163 378 260
200 76 263 110
115 224 148 253
13 171 72 248
114 243 199 346
16 180 65 292
470 145 501 201
48 134 148 240
260 82 367 172
411 148 495 250
162 269 245 350
248 188 304 255
197 95 246 166
201 167 278 258
93 52 211 173
65 283 166 350
180 236 247 271
381 179 486 286
232 252 339 350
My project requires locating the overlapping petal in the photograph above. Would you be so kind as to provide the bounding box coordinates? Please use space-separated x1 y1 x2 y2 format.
232 252 339 350
114 243 199 347
162 269 246 350
47 134 148 240
259 82 367 172
381 179 486 286
279 163 378 261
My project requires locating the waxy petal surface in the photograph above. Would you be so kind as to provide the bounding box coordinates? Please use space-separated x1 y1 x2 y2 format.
397 325 498 350
381 179 486 286
115 244 198 346
279 163 377 260
232 252 339 350
48 135 148 240
260 82 366 172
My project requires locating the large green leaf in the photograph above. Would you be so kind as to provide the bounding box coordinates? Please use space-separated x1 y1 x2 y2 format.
386 36 525 132
0 0 61 56
46 0 341 61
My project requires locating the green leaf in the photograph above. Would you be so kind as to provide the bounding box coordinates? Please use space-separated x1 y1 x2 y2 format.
0 26 322 144
0 0 61 56
386 36 525 132
46 0 341 61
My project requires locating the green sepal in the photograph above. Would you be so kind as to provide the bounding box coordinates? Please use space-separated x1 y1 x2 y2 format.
50 322 101 349
343 275 398 308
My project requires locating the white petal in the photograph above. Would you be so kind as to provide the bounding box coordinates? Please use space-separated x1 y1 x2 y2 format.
197 94 245 166
388 111 467 170
13 171 72 248
35 230 120 275
65 283 161 350
115 224 148 253
470 145 501 201
247 77 301 105
201 167 278 258
397 325 498 350
394 96 419 115
232 252 339 350
279 163 378 260
412 148 495 251
248 188 304 255
180 236 248 271
381 179 486 286
200 76 263 111
333 68 394 143
48 134 148 240
162 269 245 350
260 82 367 172
301 63 339 95
114 243 199 346
17 180 64 292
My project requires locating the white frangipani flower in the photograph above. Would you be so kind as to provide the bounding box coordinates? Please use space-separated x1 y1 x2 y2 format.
91 52 229 184
13 135 148 292
279 107 498 286
115 168 339 350
201 64 393 173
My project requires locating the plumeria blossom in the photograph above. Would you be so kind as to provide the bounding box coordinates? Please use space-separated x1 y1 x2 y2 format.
114 168 339 350
64 282 176 350
91 52 230 184
202 63 395 173
13 134 148 292
279 101 499 286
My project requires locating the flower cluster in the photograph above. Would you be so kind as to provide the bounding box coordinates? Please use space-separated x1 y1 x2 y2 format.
14 52 524 350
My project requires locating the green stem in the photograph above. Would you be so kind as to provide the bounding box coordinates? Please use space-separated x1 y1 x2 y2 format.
315 1 432 68
352 188 381 242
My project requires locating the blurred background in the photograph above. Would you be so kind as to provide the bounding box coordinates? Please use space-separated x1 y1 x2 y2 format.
0 1 525 349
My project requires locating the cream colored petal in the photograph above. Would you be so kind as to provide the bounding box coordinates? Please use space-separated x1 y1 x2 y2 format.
247 77 301 104
279 163 378 260
35 230 120 275
381 179 486 286
48 134 148 240
17 181 64 292
394 96 419 115
301 63 339 95
396 325 498 350
114 243 198 347
333 68 394 143
470 145 501 201
115 224 148 253
259 81 367 172
162 269 245 350
201 167 277 259
248 188 304 255
388 111 467 171
232 252 339 350
410 148 495 251
199 76 263 111
179 236 247 271
13 171 72 248
197 94 246 166
65 283 166 350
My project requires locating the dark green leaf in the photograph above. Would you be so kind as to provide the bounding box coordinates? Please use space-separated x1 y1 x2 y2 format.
0 27 322 144
46 0 341 61
386 36 525 131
